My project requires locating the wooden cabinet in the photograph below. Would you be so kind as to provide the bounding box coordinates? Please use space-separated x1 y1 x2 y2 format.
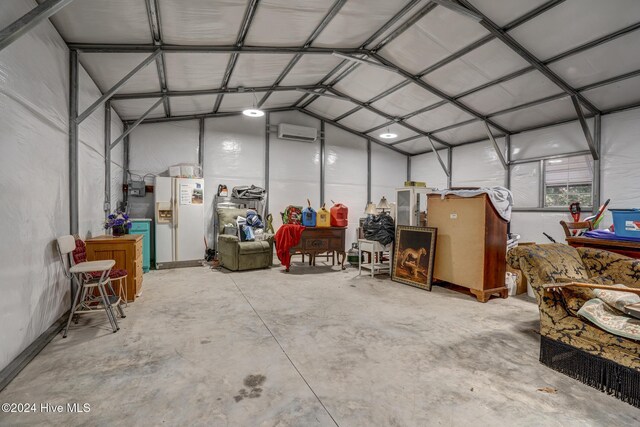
289 227 347 271
427 194 508 302
85 235 143 302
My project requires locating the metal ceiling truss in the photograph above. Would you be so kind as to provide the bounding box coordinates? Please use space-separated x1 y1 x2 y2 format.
257 0 348 108
295 0 432 109
327 87 452 148
110 97 165 150
124 106 294 125
213 0 260 113
456 0 599 114
0 0 76 52
365 18 640 147
331 0 566 127
112 84 326 100
76 49 161 123
144 0 170 117
24 0 638 159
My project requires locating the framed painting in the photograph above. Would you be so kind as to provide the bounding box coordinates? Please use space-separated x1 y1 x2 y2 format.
391 226 437 291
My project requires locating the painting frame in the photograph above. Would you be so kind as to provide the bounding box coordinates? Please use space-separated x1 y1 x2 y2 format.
391 226 437 291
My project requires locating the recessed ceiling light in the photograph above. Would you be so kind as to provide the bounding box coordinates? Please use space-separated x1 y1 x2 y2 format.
380 127 398 139
380 132 398 139
242 108 264 117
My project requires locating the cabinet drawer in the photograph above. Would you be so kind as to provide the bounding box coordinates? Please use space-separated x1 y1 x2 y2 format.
305 238 329 251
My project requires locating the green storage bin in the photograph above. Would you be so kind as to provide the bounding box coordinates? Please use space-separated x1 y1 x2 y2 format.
129 219 151 272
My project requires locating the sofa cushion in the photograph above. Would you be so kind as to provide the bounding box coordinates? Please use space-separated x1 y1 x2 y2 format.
217 208 247 232
507 244 589 289
578 299 640 341
238 241 271 255
578 247 640 287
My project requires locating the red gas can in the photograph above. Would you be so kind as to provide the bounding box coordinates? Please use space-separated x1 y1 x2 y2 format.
330 201 348 227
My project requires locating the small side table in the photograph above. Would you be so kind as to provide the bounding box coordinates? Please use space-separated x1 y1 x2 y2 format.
358 239 392 277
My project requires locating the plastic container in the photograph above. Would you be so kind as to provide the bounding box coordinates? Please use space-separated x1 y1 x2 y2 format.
330 202 348 227
316 204 331 227
610 209 640 238
302 199 317 227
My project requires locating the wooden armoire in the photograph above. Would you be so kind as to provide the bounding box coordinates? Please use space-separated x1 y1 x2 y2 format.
427 193 508 302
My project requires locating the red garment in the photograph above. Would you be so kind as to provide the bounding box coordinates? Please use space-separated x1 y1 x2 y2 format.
274 224 306 270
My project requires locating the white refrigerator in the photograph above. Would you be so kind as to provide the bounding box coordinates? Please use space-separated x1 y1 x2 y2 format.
155 177 204 267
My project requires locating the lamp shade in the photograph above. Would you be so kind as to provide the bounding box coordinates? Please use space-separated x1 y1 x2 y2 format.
377 196 391 210
364 203 377 215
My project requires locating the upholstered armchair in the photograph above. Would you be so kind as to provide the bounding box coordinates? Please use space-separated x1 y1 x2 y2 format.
507 243 640 407
216 208 273 271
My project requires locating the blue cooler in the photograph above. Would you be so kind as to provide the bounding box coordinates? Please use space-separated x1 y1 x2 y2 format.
610 209 640 239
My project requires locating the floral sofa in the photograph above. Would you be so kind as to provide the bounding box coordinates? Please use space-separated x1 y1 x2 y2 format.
507 243 640 407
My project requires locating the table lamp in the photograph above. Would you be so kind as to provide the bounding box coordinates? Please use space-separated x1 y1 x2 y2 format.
365 203 377 216
377 196 391 213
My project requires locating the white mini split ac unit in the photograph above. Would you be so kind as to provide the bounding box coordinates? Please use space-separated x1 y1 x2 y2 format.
277 123 318 142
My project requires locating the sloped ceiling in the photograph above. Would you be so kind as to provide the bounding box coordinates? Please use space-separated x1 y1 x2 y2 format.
40 0 640 155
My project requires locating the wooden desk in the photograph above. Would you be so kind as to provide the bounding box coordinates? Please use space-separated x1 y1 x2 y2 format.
566 236 640 260
289 227 347 271
85 235 143 302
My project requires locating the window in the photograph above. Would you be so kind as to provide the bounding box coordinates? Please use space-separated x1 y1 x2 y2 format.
544 155 593 208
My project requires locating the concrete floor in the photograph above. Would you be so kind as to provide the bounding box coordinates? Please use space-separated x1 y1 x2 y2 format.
2 261 640 426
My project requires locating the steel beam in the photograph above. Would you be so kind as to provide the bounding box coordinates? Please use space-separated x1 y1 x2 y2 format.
505 134 511 189
0 0 75 52
69 50 79 234
123 132 129 206
297 108 410 156
113 84 325 100
593 114 601 214
126 106 294 125
144 0 170 117
104 101 112 218
427 137 450 178
447 147 453 188
367 140 372 202
110 98 164 150
320 120 326 205
457 0 599 115
67 43 368 55
571 95 598 160
77 50 161 124
264 112 270 217
198 118 205 168
406 156 411 181
484 121 508 169
214 0 261 113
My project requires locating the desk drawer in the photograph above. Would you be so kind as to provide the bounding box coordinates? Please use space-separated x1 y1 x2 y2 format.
305 238 329 251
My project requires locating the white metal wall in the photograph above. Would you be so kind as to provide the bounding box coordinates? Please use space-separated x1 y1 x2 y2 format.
410 150 449 189
371 143 407 208
324 125 367 247
0 0 123 372
451 139 506 188
203 115 265 245
268 111 321 230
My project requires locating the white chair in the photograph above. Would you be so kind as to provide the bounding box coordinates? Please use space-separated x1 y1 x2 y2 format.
57 235 125 337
